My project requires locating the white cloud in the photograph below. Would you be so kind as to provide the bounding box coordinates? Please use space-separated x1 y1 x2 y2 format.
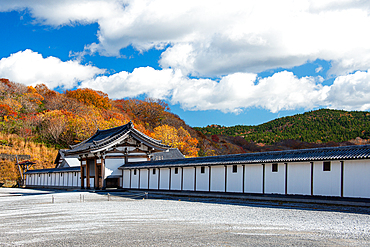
82 67 330 113
326 70 370 111
0 49 104 89
2 0 370 76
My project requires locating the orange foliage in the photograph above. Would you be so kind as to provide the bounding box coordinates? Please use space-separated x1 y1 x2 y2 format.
66 88 111 109
152 124 199 157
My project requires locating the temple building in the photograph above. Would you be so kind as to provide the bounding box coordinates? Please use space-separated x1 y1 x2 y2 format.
25 122 370 199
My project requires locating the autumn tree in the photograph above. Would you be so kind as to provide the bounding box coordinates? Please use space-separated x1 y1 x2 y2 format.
152 124 199 157
65 88 111 110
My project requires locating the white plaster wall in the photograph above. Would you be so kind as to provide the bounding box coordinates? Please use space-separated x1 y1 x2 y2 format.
131 169 139 189
53 173 58 186
149 168 159 189
64 173 69 186
140 169 149 189
210 166 225 192
105 158 124 177
170 167 182 190
123 170 130 188
196 167 209 192
226 165 243 193
313 161 341 197
89 178 94 188
182 167 195 191
344 160 370 198
77 172 81 187
68 173 73 187
265 163 285 194
39 174 44 186
287 162 311 195
159 168 170 190
244 164 263 193
47 174 52 186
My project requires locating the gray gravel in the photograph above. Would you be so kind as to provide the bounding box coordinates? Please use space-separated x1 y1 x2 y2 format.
1 188 370 246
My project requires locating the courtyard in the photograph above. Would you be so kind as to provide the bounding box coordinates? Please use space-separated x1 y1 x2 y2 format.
1 188 370 246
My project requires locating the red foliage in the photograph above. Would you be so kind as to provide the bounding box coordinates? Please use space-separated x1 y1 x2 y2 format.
211 134 219 143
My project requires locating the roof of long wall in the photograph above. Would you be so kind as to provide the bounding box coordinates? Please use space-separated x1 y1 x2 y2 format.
120 144 370 169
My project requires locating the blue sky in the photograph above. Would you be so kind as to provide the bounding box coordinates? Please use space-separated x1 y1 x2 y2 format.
1 1 370 127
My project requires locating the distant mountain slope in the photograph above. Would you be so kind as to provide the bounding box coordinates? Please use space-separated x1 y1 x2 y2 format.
195 109 370 145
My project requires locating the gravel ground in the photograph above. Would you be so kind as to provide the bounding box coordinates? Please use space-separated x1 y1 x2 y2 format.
1 188 370 246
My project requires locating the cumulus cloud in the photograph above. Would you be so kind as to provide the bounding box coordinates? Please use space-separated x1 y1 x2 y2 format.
2 0 370 76
0 50 104 89
326 70 370 111
81 67 330 113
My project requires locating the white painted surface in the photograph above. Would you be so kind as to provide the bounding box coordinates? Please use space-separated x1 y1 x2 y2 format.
131 169 139 189
127 157 148 163
287 162 311 195
196 167 209 191
170 168 182 190
123 170 130 188
244 164 263 193
149 168 159 190
265 163 285 194
77 172 81 187
105 159 124 177
182 167 195 191
210 166 225 192
159 168 170 190
226 165 243 193
64 173 68 186
47 174 52 186
65 158 80 167
140 169 149 189
89 178 94 188
344 160 370 198
313 161 341 197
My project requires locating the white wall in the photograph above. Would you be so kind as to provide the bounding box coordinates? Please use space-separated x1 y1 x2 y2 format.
210 166 225 192
244 164 263 193
313 161 341 197
196 166 209 192
170 167 182 190
159 168 170 190
287 162 311 195
131 169 139 189
149 168 159 190
105 158 124 177
139 169 149 189
182 167 195 191
226 165 243 193
265 163 285 194
344 160 370 198
123 170 130 188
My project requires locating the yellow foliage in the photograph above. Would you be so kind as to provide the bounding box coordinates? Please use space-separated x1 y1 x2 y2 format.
152 125 199 157
0 132 57 183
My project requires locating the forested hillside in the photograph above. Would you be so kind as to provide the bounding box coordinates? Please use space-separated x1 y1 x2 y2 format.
195 109 370 145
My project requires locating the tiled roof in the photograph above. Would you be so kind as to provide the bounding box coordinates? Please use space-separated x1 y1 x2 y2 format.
65 122 169 155
120 144 370 169
151 148 185 160
25 167 80 174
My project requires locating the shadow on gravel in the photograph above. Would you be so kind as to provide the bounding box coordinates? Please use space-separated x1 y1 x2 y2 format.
102 190 370 215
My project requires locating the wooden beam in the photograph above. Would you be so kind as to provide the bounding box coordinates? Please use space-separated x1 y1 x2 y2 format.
95 159 98 189
311 162 314 196
86 160 90 189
